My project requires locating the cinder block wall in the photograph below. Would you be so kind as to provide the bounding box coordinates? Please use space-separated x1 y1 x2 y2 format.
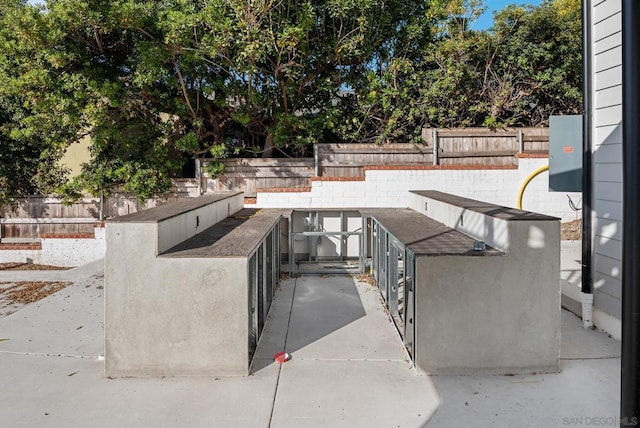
254 158 580 222
0 226 106 267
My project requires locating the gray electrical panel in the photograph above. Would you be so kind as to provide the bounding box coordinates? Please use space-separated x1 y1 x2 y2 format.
549 115 583 192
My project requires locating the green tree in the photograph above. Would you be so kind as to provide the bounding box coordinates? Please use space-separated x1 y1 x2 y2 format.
335 0 487 142
116 0 436 156
0 0 74 204
2 0 441 201
0 0 181 201
0 0 583 202
485 0 582 126
338 0 582 143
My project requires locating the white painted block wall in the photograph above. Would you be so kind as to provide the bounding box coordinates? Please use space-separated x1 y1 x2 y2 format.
0 227 106 267
256 158 581 223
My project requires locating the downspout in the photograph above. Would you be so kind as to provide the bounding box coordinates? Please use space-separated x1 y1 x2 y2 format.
622 0 640 422
581 0 594 329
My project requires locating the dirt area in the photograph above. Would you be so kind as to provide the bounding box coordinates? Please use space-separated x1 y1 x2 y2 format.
0 262 71 271
0 281 71 317
354 273 376 286
562 219 582 241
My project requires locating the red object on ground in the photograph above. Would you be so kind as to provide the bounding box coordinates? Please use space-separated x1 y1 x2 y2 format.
274 352 290 363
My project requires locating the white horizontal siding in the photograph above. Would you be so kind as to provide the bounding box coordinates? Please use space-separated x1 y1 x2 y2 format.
595 251 622 280
594 287 621 319
595 31 622 54
595 84 622 108
594 0 620 22
595 65 622 89
594 180 622 202
594 46 622 73
592 0 622 323
594 10 621 41
594 124 622 146
594 162 622 183
593 142 622 163
594 199 622 222
594 235 622 261
594 105 622 127
595 217 623 241
597 277 622 301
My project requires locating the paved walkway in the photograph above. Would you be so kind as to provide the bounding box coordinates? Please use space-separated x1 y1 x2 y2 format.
0 270 439 427
0 257 621 427
253 276 439 427
561 240 584 316
430 309 620 427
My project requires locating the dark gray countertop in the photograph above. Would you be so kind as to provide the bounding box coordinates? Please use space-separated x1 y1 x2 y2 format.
410 190 559 221
110 193 242 223
162 209 289 258
361 208 503 257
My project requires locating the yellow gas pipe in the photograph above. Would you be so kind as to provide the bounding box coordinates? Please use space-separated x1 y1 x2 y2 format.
517 165 549 210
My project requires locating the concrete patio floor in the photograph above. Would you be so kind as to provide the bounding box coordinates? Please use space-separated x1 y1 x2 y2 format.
0 248 621 427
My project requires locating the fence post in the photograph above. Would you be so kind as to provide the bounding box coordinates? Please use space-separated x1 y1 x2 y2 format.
518 129 524 154
432 129 439 166
314 144 320 177
195 158 203 195
99 190 104 221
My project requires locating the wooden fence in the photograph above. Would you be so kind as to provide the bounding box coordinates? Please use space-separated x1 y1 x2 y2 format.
316 143 431 177
422 127 549 167
0 179 198 241
318 127 548 176
201 127 549 196
2 128 549 239
201 158 315 197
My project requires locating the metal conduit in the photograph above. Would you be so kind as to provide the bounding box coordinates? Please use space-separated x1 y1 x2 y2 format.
581 0 593 298
621 0 640 422
516 165 549 210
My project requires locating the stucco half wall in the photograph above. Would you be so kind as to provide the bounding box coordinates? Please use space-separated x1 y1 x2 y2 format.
105 192 251 377
409 192 560 374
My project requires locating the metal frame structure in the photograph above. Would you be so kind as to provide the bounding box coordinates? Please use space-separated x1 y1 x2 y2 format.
249 210 416 363
371 218 416 362
247 221 280 363
287 210 367 275
622 0 640 419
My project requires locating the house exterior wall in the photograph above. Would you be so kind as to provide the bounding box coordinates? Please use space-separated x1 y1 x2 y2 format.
592 0 623 338
59 135 91 178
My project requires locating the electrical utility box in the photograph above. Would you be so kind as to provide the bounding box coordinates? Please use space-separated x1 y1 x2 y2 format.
548 115 583 192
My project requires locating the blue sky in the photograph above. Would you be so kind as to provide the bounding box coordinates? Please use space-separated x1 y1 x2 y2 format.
474 0 544 30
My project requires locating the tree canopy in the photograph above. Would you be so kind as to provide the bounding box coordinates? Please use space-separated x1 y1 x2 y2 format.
0 0 582 202
340 0 583 143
